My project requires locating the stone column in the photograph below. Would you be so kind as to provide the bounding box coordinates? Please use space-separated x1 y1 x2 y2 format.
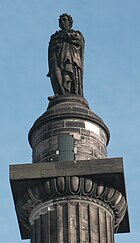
10 95 129 242
16 175 127 243
29 199 114 243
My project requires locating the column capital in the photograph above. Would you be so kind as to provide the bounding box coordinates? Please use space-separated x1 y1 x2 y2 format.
10 158 129 239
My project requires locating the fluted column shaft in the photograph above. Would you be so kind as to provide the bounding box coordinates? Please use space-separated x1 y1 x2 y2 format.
29 199 114 243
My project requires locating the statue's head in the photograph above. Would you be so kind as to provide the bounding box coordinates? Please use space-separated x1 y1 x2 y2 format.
59 13 73 30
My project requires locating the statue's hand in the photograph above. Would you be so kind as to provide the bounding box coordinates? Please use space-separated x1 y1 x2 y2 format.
71 32 81 40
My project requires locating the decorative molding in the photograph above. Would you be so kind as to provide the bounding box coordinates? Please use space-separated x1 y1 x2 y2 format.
29 197 115 226
17 176 127 233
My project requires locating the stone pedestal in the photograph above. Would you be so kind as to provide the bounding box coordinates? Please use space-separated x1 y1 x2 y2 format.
10 95 129 242
29 95 110 163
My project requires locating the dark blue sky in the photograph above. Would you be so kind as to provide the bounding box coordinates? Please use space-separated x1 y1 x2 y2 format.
0 1 139 242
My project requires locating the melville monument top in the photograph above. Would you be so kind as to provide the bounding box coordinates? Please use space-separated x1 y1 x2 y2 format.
47 13 85 99
10 13 130 242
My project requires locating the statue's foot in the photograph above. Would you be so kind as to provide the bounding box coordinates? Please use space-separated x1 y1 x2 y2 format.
48 95 58 101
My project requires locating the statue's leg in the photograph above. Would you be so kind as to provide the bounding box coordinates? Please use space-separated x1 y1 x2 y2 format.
50 67 65 95
55 67 65 94
63 71 72 93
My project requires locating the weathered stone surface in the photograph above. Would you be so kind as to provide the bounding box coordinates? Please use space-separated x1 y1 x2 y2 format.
29 199 114 243
10 158 124 180
10 158 129 240
28 95 109 163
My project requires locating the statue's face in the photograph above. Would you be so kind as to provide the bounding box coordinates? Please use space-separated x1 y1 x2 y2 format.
59 16 70 30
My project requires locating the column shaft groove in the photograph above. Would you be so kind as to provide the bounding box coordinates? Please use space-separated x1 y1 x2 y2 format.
29 199 114 243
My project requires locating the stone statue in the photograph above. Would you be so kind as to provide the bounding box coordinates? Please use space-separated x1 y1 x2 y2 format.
47 13 85 99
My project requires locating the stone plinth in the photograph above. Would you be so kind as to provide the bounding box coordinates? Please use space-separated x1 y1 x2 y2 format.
28 95 110 163
10 158 130 240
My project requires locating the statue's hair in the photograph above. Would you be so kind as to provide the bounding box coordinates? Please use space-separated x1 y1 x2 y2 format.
59 13 73 28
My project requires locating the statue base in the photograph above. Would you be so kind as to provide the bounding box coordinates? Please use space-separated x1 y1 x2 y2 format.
29 95 110 163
